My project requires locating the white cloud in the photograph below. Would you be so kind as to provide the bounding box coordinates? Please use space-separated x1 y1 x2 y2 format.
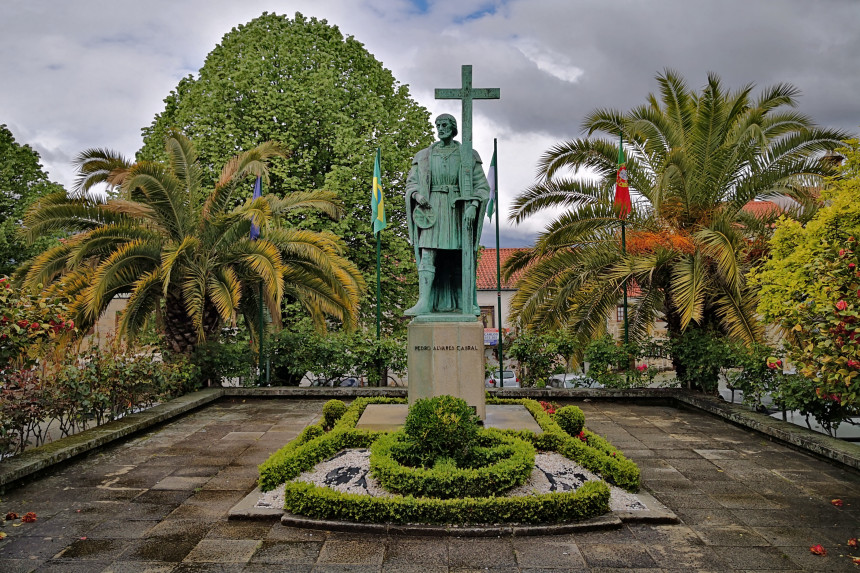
514 38 584 84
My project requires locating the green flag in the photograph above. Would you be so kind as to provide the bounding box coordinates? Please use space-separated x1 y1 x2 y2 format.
371 147 386 234
486 148 497 222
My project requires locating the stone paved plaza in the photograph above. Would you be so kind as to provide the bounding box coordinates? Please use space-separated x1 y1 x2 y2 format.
1 398 859 572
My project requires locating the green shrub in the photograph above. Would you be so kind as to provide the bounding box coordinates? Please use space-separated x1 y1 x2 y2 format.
282 479 610 524
191 338 255 387
555 405 585 436
369 428 534 498
322 399 348 430
402 395 479 466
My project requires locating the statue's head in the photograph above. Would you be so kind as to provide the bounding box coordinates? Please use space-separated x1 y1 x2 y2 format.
435 114 458 139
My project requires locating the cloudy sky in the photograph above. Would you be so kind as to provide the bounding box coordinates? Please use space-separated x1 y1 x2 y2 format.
2 0 859 247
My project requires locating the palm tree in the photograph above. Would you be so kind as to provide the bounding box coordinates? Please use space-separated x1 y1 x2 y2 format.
506 70 851 387
20 132 365 353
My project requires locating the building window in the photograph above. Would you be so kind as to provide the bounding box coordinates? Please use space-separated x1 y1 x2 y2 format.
616 306 625 322
480 306 495 328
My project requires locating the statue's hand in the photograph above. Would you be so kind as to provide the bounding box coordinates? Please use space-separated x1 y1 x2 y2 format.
413 193 430 208
465 203 477 219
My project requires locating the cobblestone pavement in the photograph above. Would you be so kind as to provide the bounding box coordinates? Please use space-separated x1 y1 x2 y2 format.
1 398 859 572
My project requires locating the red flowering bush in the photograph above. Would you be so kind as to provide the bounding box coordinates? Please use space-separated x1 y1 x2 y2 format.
776 241 860 411
0 277 74 371
538 401 558 415
753 142 860 428
1 341 199 459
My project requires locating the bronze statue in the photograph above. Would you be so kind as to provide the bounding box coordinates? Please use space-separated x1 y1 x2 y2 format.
405 113 490 316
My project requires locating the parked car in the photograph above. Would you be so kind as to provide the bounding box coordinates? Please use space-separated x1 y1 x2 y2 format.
549 372 603 389
486 370 520 388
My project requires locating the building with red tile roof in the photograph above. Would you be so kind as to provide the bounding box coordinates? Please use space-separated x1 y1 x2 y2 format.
476 247 528 290
741 200 781 217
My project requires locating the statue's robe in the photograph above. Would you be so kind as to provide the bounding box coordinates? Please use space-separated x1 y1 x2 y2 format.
405 140 490 314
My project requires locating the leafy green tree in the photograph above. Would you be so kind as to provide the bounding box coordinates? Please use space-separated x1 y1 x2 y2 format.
0 125 65 275
138 12 434 333
505 330 578 386
270 320 406 386
752 140 860 412
20 132 364 353
505 70 851 390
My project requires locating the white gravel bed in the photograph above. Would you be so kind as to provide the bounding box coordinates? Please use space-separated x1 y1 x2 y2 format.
256 449 645 512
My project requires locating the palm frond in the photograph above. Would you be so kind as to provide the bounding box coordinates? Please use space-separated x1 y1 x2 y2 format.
206 267 241 326
670 252 706 329
118 270 163 337
508 178 601 224
73 148 132 194
267 190 343 220
85 239 161 321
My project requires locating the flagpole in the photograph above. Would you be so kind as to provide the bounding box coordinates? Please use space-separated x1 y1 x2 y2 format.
375 149 383 343
376 233 382 341
250 176 265 386
619 131 629 347
373 147 384 387
258 281 264 385
493 138 504 386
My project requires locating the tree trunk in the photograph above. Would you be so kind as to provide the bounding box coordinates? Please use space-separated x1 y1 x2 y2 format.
163 289 221 354
662 303 688 388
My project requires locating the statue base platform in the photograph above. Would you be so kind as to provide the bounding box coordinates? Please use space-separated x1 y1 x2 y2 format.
407 319 485 420
408 313 478 323
356 404 542 433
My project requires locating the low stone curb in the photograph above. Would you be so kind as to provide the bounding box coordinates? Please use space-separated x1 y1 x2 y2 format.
228 486 678 535
278 512 625 537
0 388 224 490
223 387 407 399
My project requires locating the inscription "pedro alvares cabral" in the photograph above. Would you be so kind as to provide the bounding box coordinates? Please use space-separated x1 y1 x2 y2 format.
413 345 480 351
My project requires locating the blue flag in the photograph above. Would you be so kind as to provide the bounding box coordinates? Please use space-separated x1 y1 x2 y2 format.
250 176 262 240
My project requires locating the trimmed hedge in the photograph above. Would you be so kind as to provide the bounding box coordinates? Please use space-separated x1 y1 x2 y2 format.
322 399 348 430
370 428 535 499
488 397 640 492
283 479 610 525
258 396 403 491
555 405 585 436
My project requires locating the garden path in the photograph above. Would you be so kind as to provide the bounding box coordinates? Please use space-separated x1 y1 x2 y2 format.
0 398 858 572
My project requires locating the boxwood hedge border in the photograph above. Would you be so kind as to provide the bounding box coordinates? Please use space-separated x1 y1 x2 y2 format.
369 428 536 499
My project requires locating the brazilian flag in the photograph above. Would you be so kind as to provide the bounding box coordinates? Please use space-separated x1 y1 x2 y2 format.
371 148 387 234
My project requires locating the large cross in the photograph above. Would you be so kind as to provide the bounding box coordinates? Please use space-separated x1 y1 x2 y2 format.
435 64 499 199
435 65 500 153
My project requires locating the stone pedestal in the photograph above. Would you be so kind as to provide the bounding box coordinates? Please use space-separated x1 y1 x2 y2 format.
407 319 485 420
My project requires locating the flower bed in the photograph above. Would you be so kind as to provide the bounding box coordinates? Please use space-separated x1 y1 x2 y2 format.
257 396 639 524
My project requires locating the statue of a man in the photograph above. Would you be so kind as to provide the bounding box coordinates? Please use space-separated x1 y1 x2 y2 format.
405 114 490 316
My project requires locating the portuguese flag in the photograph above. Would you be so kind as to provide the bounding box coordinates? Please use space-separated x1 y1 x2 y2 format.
614 132 632 219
